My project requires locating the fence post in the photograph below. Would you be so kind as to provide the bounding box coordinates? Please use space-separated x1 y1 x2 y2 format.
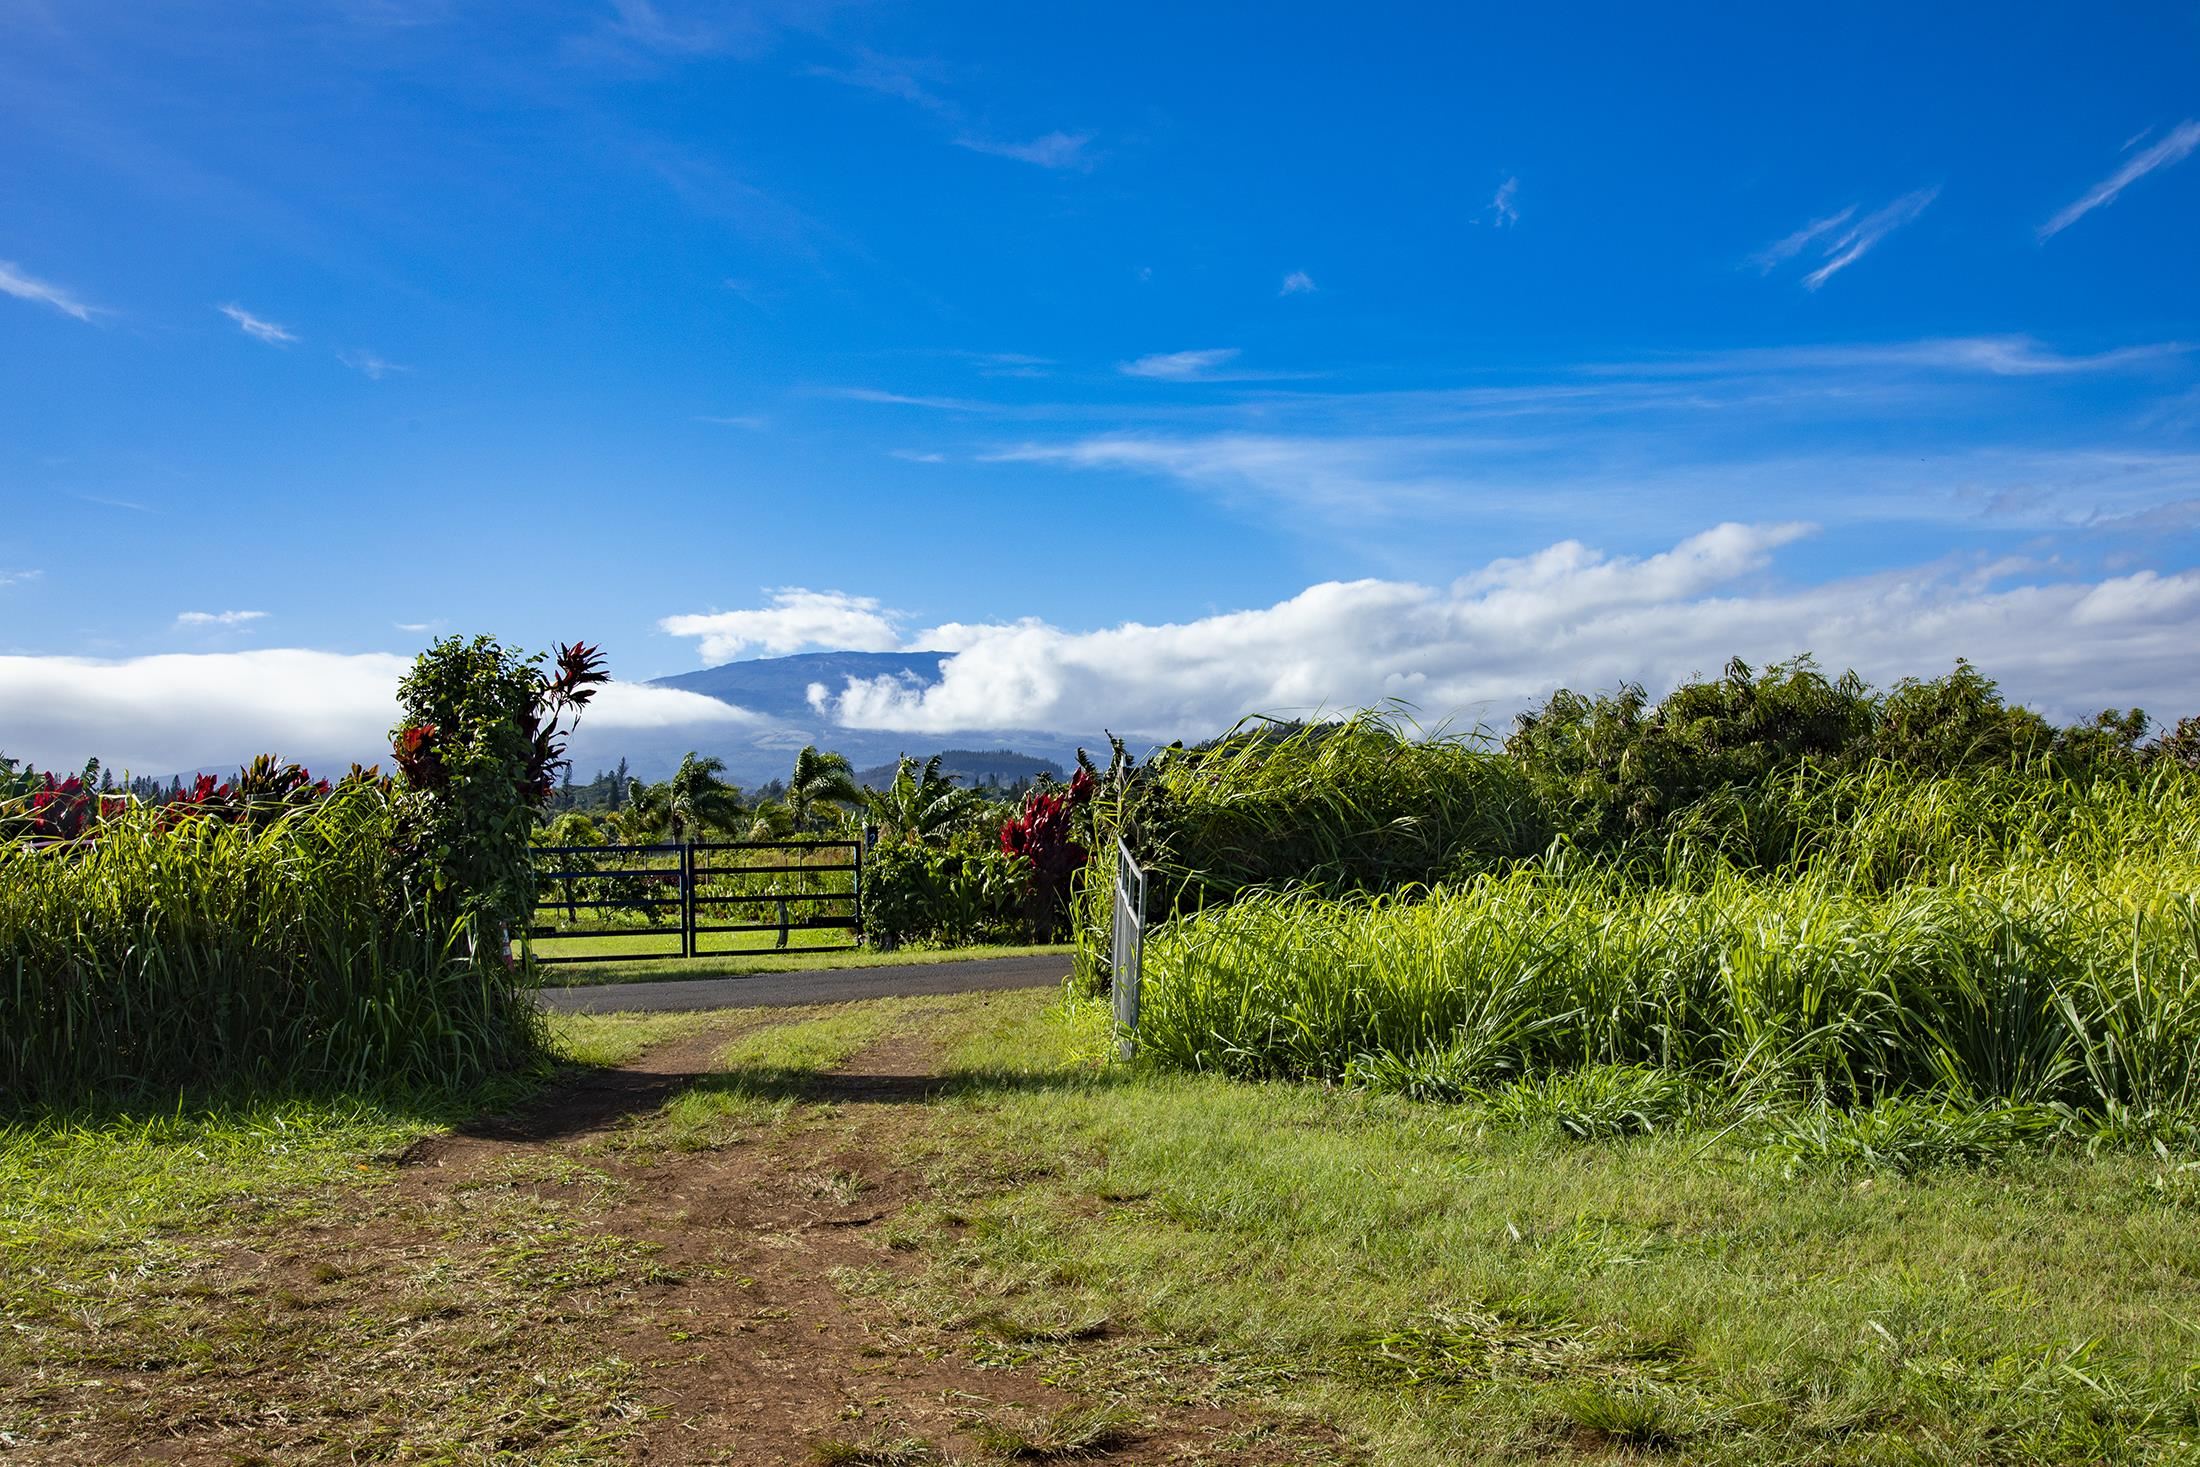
851 839 864 948
680 842 695 960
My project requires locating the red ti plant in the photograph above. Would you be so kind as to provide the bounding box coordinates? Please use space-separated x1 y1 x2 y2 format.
23 776 117 840
999 767 1096 939
520 642 609 801
392 723 445 790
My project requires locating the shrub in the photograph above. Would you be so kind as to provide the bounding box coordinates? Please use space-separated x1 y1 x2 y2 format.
999 767 1095 941
861 844 1025 948
389 635 604 945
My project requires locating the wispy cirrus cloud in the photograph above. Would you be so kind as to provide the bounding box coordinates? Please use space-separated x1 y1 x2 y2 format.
1 569 41 588
339 349 405 379
176 609 268 628
1281 270 1318 295
954 130 1092 169
1756 188 1938 290
696 413 769 428
0 260 98 321
1486 176 1520 227
984 330 2200 535
825 386 991 411
1803 188 1938 289
1603 335 2189 379
1749 206 1856 272
219 304 296 345
2040 120 2200 240
809 47 1094 169
1119 347 1243 381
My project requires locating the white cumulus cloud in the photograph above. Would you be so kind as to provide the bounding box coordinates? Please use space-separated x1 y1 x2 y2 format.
798 524 2200 739
659 588 902 662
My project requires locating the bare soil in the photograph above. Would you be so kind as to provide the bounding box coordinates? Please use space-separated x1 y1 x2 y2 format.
27 1015 1331 1464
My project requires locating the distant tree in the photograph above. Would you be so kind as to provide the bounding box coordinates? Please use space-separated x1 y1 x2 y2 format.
1873 660 2053 772
867 754 983 846
741 799 796 841
2056 707 2151 772
644 752 743 841
2154 715 2200 771
786 746 864 833
1508 656 1873 845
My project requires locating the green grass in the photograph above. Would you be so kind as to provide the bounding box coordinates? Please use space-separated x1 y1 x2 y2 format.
533 940 1071 987
880 989 2200 1465
2 787 543 1101
21 988 2200 1463
525 923 861 964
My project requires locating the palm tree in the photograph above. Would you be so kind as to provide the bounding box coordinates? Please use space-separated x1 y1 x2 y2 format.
740 799 795 841
621 753 743 843
866 754 982 845
666 752 744 842
785 746 865 833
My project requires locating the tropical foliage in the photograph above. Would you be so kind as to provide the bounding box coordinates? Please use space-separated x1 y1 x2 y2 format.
1071 656 2200 1158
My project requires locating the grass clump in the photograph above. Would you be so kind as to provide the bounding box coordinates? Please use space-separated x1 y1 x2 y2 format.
1137 837 2200 1138
964 1402 1141 1459
1 787 542 1105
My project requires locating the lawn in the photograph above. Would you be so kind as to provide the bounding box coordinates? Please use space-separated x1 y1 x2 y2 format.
528 940 1071 987
7 989 2198 1463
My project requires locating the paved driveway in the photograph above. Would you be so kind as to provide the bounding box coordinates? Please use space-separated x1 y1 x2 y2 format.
536 952 1072 1014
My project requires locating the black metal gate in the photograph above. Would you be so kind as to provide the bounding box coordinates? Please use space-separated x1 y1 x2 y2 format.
524 839 862 965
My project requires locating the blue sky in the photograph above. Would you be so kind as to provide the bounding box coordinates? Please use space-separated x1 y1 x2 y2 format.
5 2 2200 769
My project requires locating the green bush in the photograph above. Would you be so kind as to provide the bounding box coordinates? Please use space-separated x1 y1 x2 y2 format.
860 843 1026 948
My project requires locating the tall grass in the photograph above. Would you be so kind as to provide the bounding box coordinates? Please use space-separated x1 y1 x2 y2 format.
1136 769 2200 1118
1 788 542 1104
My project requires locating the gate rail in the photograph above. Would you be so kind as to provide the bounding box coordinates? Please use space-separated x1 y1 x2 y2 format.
525 838 863 965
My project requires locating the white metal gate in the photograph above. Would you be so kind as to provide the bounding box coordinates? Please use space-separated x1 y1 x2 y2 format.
1110 838 1146 1057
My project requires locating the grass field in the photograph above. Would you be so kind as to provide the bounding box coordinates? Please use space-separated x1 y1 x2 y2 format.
9 987 2199 1463
523 923 859 965
529 940 1071 987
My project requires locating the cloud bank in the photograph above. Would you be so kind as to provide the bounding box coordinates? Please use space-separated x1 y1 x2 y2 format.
0 652 755 776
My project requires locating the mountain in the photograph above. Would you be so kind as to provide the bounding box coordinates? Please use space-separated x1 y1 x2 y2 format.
563 651 1089 787
650 651 953 724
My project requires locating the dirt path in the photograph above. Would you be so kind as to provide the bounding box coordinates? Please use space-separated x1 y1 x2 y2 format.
387 1016 1305 1465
